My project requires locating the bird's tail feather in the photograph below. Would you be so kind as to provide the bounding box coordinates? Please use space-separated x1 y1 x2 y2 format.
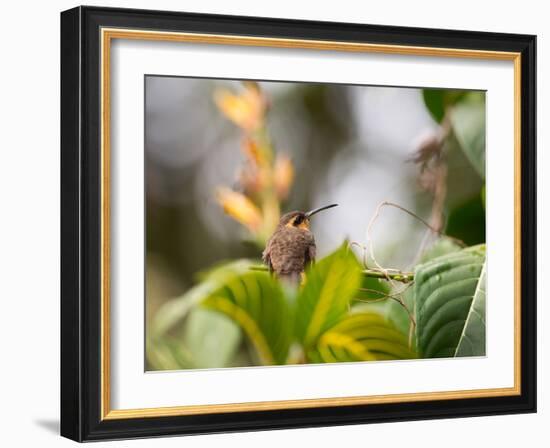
277 272 302 286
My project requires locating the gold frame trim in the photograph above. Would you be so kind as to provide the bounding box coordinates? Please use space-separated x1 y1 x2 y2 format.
100 28 522 420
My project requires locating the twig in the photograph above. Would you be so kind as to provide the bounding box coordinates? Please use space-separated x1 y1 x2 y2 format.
367 201 465 272
369 201 447 240
349 241 368 269
249 265 414 283
358 269 414 283
354 288 417 328
355 280 417 349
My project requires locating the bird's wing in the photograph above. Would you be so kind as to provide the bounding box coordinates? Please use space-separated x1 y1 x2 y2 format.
305 241 316 267
262 240 274 272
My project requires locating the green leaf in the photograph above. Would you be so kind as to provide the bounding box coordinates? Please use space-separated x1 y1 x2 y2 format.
450 99 486 179
455 264 486 357
423 89 446 123
383 238 464 351
414 245 486 358
182 308 241 368
352 280 412 344
354 276 390 301
420 238 463 263
150 260 254 338
351 275 393 324
146 335 194 371
386 287 416 345
308 313 417 363
202 271 292 365
446 193 486 245
295 245 362 348
422 89 467 123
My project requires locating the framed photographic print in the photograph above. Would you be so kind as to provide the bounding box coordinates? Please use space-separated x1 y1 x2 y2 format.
60 6 536 442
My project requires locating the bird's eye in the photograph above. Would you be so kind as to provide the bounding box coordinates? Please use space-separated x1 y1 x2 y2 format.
294 216 303 225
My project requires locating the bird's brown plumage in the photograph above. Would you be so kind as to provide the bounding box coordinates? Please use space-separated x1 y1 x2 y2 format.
262 211 316 284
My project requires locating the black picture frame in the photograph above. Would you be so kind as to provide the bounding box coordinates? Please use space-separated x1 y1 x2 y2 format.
61 5 536 442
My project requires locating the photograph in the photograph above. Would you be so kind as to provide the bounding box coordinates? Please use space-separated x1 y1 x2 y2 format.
57 5 537 442
144 77 487 370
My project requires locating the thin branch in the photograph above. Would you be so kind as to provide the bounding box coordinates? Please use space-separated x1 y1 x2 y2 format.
366 201 433 289
354 281 417 350
349 241 368 269
369 201 448 239
359 269 414 283
358 287 398 297
353 290 416 327
250 265 414 283
366 200 465 275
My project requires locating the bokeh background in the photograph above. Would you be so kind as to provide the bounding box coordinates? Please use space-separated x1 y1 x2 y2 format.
145 77 485 370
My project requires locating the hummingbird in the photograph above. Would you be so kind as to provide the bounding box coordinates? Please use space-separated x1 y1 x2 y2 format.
262 204 338 284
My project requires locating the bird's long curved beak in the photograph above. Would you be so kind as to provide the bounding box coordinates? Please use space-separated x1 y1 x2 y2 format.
305 203 338 218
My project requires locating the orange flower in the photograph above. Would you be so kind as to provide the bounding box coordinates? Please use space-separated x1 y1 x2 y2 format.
216 187 263 232
274 154 294 200
242 138 262 165
214 83 290 246
239 165 261 195
214 82 266 132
